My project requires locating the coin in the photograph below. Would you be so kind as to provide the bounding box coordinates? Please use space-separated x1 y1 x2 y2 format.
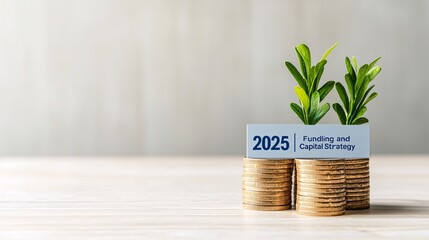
345 159 369 164
296 164 345 170
244 163 294 169
242 190 290 197
296 204 345 212
346 199 370 206
242 176 292 183
296 209 345 216
298 182 346 189
346 190 370 197
346 195 370 201
347 182 370 188
243 199 291 206
347 187 370 192
297 195 346 203
345 163 369 169
297 186 346 193
242 194 291 201
346 177 370 183
298 191 346 198
242 203 291 211
242 185 292 192
295 159 345 165
346 173 370 179
296 200 345 207
242 172 292 178
297 173 345 180
297 169 345 175
243 158 294 165
243 167 293 174
346 204 370 210
298 178 346 184
243 181 292 188
345 168 369 174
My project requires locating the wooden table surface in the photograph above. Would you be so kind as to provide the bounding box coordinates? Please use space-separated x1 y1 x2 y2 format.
0 156 428 239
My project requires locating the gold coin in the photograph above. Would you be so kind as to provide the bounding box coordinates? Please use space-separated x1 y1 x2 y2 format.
345 168 369 174
242 176 292 183
297 173 345 180
296 209 345 216
242 190 290 197
345 163 369 169
347 190 370 197
297 195 346 203
298 191 346 198
296 164 345 170
346 173 370 179
243 167 293 174
296 200 345 207
345 158 369 164
242 172 292 178
243 158 294 165
242 185 292 192
346 177 370 183
243 199 291 206
346 204 370 210
296 159 345 165
298 178 345 184
346 199 370 205
242 194 291 201
298 186 346 194
296 204 345 212
242 203 291 211
298 182 346 189
244 163 294 169
346 187 370 192
346 195 370 201
243 181 292 188
297 169 345 175
347 182 370 188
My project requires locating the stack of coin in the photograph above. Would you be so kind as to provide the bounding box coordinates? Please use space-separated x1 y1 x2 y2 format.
242 158 294 211
295 159 346 216
345 158 370 210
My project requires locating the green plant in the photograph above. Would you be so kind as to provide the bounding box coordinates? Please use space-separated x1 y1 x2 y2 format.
285 43 337 124
333 57 381 125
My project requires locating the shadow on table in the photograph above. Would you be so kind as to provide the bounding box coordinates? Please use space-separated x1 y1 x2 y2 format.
346 200 429 216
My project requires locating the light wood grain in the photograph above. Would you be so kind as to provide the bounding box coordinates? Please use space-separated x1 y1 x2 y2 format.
0 155 428 239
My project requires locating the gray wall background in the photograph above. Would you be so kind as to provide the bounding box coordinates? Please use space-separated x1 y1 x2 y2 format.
0 0 428 155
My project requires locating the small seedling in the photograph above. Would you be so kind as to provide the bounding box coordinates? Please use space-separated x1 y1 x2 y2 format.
285 43 337 124
333 56 381 125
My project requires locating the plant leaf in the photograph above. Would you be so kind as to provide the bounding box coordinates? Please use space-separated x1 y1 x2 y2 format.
294 86 310 111
295 49 308 80
285 62 308 93
313 103 330 124
345 74 355 100
368 57 381 69
295 44 311 79
367 66 381 82
318 81 335 102
290 102 306 123
335 82 349 112
352 56 358 71
345 57 356 80
321 42 338 61
363 92 378 106
354 106 367 120
355 64 369 93
355 78 370 108
310 60 327 93
333 103 346 124
353 117 369 125
309 91 320 123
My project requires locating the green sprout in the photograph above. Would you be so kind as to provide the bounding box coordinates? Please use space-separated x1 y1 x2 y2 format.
285 43 337 124
333 57 381 125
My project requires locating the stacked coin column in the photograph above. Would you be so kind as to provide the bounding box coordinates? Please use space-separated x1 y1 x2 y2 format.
242 158 294 211
295 159 346 216
345 158 370 210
